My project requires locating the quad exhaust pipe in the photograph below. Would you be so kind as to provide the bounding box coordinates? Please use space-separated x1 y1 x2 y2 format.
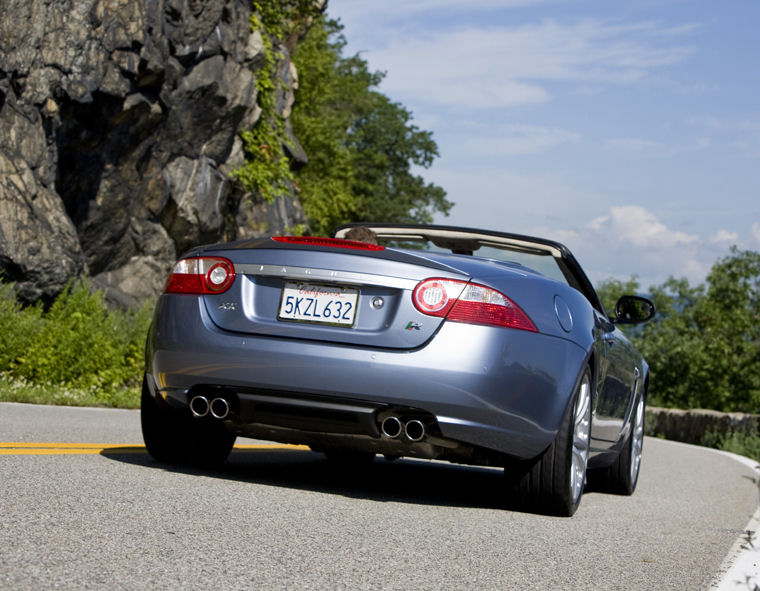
380 416 427 442
209 397 230 419
404 419 426 442
190 395 231 420
189 395 209 418
381 416 403 439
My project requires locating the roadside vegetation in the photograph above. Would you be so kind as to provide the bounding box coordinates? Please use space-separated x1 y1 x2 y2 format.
597 248 760 413
701 428 760 463
235 3 451 236
599 248 760 461
289 16 452 235
0 281 151 408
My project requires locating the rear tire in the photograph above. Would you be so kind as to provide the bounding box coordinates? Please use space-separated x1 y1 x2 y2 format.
591 393 645 495
141 378 236 467
505 367 592 516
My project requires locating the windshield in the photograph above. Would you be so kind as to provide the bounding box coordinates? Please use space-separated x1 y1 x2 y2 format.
335 224 604 312
377 237 569 285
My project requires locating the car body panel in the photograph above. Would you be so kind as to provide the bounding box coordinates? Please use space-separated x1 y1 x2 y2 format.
147 293 588 459
145 224 651 471
592 312 644 443
200 249 468 350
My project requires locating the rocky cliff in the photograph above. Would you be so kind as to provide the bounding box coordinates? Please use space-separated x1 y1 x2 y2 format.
0 0 311 307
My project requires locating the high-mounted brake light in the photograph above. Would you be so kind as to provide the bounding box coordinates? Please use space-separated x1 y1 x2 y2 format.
165 256 235 295
271 236 385 251
412 278 537 332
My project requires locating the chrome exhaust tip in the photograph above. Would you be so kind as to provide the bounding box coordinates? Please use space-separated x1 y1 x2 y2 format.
381 416 403 439
404 419 426 442
210 397 230 420
189 396 210 418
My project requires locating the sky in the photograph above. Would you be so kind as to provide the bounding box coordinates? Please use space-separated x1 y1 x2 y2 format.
324 0 760 289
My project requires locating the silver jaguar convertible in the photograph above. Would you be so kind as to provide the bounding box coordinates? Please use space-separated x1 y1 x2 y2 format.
142 223 654 516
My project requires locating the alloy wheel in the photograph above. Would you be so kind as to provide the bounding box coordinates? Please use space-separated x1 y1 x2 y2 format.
630 397 645 485
570 373 592 505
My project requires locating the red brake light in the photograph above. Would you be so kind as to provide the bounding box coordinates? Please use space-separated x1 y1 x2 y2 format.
271 236 385 251
165 257 235 294
412 278 537 332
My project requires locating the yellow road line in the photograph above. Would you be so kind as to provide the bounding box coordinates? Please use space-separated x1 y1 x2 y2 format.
0 442 309 456
0 449 140 455
0 443 145 455
236 444 310 451
0 442 136 449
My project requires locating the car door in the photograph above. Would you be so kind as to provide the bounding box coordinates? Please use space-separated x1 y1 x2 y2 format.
591 313 640 444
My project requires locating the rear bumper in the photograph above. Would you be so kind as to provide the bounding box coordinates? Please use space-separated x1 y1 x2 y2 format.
146 294 588 460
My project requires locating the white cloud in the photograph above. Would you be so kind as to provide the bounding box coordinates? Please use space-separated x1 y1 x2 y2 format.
461 124 581 156
606 138 661 153
605 136 711 157
352 18 695 110
587 205 698 249
432 169 733 287
687 116 760 133
331 0 550 23
430 166 606 232
709 229 738 245
752 222 760 245
549 206 719 288
685 116 760 159
413 78 550 110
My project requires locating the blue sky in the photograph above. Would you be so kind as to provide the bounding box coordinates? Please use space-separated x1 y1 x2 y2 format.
324 0 760 288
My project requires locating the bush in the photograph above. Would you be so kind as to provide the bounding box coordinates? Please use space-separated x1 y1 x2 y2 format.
596 249 760 413
701 428 760 463
0 283 43 370
0 280 152 407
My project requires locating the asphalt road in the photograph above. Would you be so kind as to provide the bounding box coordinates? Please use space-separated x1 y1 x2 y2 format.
0 402 757 590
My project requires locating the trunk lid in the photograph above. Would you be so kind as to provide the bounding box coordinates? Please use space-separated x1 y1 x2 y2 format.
197 239 470 349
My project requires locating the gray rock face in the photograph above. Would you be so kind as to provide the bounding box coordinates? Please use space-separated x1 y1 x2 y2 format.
0 0 309 306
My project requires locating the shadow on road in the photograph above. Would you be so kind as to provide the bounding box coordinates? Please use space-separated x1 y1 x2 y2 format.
100 445 524 511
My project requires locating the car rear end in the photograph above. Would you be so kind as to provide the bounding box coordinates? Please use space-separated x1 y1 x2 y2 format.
145 237 588 464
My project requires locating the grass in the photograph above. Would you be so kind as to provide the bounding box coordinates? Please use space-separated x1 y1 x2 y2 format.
0 373 140 408
0 279 151 409
647 408 760 463
701 428 760 463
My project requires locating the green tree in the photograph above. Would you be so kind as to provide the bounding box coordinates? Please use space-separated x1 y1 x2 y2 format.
291 17 451 235
688 248 760 411
595 276 641 316
235 1 324 203
596 249 760 412
288 18 372 232
349 92 450 225
635 277 707 410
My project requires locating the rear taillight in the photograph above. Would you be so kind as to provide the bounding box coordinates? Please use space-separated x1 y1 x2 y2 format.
412 279 465 315
164 257 235 294
271 236 385 251
412 278 537 332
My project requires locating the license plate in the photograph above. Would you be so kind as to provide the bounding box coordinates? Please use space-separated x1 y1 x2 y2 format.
278 282 359 326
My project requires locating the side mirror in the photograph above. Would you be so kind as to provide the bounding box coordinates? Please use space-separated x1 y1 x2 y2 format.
613 295 655 324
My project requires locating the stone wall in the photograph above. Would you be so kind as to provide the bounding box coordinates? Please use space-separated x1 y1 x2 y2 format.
646 406 760 445
0 0 311 307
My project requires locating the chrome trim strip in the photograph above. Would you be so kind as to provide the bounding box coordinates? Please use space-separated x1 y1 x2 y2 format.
234 263 419 290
